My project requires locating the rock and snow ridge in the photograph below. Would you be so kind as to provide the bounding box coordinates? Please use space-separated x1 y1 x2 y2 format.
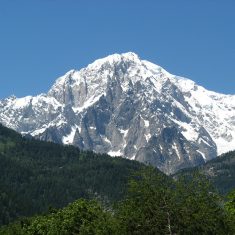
0 52 234 174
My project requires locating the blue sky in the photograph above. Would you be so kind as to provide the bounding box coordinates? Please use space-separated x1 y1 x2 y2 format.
0 0 235 98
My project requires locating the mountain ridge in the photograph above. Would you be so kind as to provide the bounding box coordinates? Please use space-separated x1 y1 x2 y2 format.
1 52 235 174
174 150 235 195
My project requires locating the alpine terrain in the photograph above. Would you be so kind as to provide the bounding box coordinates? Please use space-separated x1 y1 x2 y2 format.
0 52 235 174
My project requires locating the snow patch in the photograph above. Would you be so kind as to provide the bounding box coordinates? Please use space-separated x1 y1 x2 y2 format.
198 138 213 147
196 150 206 160
130 155 136 160
172 142 181 160
172 119 199 142
108 150 122 157
73 94 104 113
13 96 32 109
62 126 77 144
145 133 151 142
102 136 112 145
31 127 48 136
119 129 128 137
56 119 67 127
142 118 149 128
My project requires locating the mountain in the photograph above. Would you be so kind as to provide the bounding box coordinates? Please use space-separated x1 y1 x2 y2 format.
0 123 144 225
175 150 235 195
0 52 235 174
0 124 233 233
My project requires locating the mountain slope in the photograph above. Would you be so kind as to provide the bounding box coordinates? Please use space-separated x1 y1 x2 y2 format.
0 52 235 174
175 150 235 195
0 124 143 225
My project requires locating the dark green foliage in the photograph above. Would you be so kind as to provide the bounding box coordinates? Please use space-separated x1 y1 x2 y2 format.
225 189 235 234
0 124 142 226
0 167 233 234
116 167 176 234
0 199 119 235
174 174 228 234
175 150 235 195
23 199 118 235
116 168 230 235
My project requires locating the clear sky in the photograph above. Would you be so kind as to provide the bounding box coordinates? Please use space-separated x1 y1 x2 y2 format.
0 0 235 99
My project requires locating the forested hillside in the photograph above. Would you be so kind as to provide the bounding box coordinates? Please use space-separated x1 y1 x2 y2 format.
175 150 235 195
0 124 143 225
1 168 234 234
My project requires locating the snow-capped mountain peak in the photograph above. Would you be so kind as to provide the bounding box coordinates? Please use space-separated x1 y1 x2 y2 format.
87 52 141 68
0 52 234 174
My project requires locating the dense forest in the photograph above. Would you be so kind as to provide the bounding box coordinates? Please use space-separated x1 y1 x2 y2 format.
0 124 143 225
0 124 235 234
1 168 234 234
175 150 235 195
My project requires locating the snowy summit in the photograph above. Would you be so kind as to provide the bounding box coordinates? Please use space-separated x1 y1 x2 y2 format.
0 52 235 174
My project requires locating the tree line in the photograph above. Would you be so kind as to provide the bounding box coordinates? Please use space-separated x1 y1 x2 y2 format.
1 168 234 234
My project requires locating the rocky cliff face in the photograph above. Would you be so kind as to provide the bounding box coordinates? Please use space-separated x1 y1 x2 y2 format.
1 52 235 174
